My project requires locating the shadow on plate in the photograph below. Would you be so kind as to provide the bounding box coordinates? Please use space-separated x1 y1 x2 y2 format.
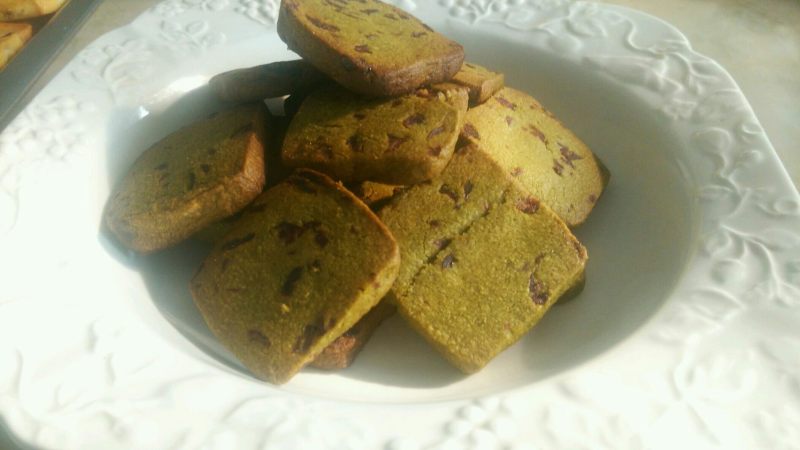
305 315 466 387
0 417 36 450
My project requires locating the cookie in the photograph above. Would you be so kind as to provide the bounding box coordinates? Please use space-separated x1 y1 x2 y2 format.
460 87 609 226
451 62 505 106
311 299 396 370
192 210 244 244
0 21 31 69
209 59 327 103
197 226 397 372
430 82 469 126
556 269 586 304
277 0 464 96
385 144 587 372
0 0 64 20
398 176 587 372
190 169 400 384
105 104 269 253
348 181 405 211
282 83 466 185
193 115 295 244
378 142 587 300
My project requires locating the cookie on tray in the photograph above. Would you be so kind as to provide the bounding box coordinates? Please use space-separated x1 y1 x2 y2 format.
379 144 517 297
282 83 466 185
0 22 32 69
460 87 609 226
430 82 469 125
0 0 65 20
105 104 269 253
190 169 400 384
398 174 587 372
348 181 405 211
277 0 464 96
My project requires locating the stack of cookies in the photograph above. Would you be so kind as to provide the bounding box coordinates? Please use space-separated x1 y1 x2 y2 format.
105 0 609 384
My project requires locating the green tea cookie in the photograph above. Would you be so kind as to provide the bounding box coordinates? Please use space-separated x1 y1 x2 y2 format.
451 62 505 106
282 84 466 185
193 115 293 244
0 21 32 69
384 144 588 371
277 0 464 96
209 59 327 103
398 180 587 373
379 144 517 297
105 104 269 253
556 270 586 304
311 299 396 370
190 169 400 384
348 181 405 211
460 87 609 226
193 211 244 244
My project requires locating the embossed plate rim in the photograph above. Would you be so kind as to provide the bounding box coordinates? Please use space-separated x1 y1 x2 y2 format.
1 0 799 449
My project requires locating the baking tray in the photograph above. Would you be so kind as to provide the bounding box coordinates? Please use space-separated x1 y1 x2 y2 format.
0 0 102 133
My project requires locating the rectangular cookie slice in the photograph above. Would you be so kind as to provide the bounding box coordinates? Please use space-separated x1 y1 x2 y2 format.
190 169 400 384
0 21 32 69
193 114 292 244
398 182 587 373
193 197 399 372
105 104 269 253
0 0 64 20
380 143 586 372
451 62 505 106
277 0 464 96
282 83 466 185
461 87 609 226
311 299 396 370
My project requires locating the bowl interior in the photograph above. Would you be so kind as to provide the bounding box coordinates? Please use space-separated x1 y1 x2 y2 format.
102 31 697 403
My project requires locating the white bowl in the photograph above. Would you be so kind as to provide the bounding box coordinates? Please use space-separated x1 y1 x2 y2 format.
1 1 798 448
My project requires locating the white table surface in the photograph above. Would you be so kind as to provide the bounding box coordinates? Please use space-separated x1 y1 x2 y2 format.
2 0 799 448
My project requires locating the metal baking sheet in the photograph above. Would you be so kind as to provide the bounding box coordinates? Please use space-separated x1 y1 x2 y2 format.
0 0 102 133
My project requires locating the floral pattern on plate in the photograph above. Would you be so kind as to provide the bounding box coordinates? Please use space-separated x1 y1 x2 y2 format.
0 1 797 449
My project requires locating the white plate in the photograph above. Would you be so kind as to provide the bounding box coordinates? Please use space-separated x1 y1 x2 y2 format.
2 0 799 448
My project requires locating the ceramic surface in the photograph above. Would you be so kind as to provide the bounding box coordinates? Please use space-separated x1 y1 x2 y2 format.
1 1 799 449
